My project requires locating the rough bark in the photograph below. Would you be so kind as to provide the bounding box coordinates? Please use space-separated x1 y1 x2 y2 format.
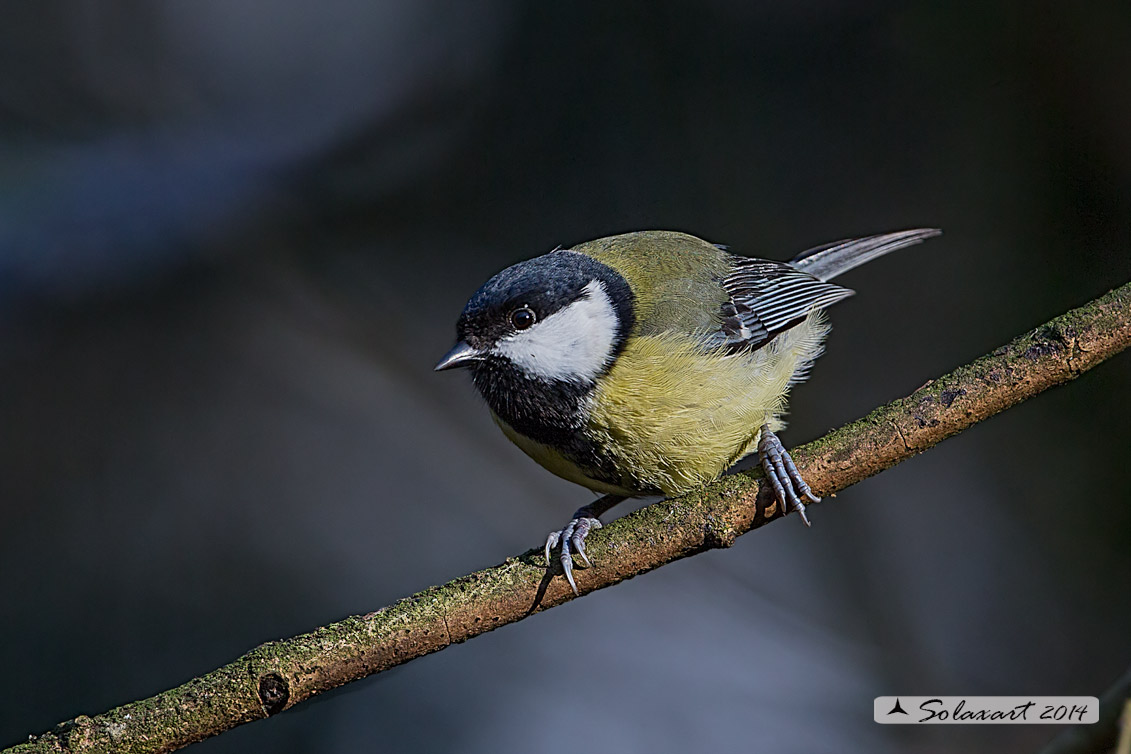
7 281 1131 754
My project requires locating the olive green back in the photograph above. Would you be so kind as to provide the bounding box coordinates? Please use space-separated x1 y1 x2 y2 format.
573 231 731 337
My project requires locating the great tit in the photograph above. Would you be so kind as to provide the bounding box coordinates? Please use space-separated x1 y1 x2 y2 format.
436 228 940 593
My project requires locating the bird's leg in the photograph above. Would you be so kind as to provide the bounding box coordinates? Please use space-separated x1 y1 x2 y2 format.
544 494 626 595
757 426 820 526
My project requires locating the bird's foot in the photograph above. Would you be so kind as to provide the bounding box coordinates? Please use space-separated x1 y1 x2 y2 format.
543 495 626 594
544 514 602 595
758 426 820 526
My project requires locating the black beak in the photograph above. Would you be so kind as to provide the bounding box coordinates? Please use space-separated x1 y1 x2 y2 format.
434 341 483 371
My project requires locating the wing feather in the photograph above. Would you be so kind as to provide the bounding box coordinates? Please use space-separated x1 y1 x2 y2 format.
707 229 939 353
712 258 853 353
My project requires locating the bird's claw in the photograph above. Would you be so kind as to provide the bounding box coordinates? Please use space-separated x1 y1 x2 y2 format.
758 426 820 526
544 516 603 595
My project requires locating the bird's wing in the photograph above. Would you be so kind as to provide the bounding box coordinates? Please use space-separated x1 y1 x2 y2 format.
710 258 854 353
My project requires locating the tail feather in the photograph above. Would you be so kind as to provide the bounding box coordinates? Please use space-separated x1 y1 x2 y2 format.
789 228 941 281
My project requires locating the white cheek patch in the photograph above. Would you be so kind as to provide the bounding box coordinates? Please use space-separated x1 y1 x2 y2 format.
495 279 619 383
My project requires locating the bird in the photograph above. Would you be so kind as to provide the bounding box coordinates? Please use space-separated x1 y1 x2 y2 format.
436 228 940 593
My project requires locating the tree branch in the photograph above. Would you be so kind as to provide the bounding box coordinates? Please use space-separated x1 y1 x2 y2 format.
8 281 1131 754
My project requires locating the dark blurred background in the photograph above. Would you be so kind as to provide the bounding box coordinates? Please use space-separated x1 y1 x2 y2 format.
2 3 1129 753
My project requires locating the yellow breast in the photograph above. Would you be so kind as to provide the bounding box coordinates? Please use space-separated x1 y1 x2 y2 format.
585 311 831 495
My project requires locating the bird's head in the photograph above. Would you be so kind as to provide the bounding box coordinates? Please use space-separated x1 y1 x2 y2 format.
435 250 635 389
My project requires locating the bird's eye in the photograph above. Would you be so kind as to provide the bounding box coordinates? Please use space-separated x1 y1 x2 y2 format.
510 306 536 330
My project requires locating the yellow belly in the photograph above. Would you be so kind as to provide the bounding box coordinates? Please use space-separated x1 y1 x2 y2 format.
494 312 830 497
586 312 830 495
